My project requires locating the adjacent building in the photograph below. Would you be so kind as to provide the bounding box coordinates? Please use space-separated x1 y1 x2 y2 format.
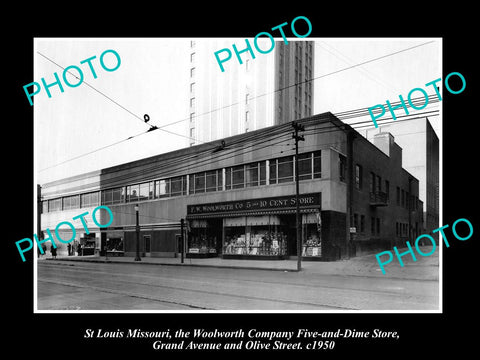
187 39 314 145
39 112 423 261
360 117 439 239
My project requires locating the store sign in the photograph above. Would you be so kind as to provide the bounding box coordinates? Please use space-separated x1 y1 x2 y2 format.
187 193 321 215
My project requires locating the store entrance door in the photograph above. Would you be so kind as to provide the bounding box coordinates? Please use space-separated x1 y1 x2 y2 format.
280 214 297 257
176 234 184 257
144 235 151 257
209 218 223 255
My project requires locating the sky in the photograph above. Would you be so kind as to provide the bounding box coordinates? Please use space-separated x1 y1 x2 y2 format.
34 37 441 185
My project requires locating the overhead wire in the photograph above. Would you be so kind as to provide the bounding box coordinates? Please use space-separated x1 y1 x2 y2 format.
317 41 399 94
48 107 440 194
36 51 203 146
38 40 438 174
46 109 438 195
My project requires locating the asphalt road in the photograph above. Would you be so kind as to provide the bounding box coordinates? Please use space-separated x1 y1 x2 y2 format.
37 260 439 311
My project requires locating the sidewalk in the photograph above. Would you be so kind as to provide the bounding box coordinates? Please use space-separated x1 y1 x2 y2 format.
38 246 439 281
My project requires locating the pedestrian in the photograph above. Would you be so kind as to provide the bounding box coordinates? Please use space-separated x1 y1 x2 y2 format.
51 245 57 259
67 243 72 256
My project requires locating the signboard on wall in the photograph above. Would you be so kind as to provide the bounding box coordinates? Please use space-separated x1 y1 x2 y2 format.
187 192 321 216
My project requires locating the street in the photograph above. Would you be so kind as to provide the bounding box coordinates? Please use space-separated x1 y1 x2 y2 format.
36 254 439 311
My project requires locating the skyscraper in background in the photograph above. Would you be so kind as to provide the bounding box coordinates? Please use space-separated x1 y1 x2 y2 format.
187 39 314 146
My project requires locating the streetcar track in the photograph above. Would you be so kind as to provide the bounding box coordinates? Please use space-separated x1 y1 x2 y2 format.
37 261 437 299
37 263 438 310
38 278 212 310
38 278 356 310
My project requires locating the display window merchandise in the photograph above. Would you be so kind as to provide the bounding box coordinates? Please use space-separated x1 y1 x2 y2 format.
186 193 322 260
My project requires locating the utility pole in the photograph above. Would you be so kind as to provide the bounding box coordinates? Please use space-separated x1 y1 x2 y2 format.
134 204 141 261
180 218 185 264
292 121 305 271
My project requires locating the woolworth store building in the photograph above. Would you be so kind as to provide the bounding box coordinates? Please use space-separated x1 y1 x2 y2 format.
39 112 423 261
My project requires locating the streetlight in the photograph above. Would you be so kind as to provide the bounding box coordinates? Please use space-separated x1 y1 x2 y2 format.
134 204 141 261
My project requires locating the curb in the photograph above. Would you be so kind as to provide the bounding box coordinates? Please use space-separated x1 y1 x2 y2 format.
41 257 438 280
44 257 300 273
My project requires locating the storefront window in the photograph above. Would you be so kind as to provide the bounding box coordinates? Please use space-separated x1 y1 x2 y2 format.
80 234 96 256
302 213 322 257
223 216 287 257
106 237 124 252
187 220 218 256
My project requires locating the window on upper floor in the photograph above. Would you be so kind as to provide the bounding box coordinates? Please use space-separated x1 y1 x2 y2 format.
355 164 363 190
125 184 139 203
339 155 346 182
205 170 217 193
170 176 186 197
376 175 382 193
194 172 206 193
232 165 245 189
313 151 321 178
81 192 100 208
277 156 294 183
48 198 62 212
63 195 80 210
298 153 312 181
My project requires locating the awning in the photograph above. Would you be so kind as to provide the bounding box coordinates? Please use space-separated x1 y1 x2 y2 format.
186 207 319 219
223 215 281 227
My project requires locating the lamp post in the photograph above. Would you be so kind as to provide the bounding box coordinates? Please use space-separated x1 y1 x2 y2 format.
180 218 185 264
134 204 141 261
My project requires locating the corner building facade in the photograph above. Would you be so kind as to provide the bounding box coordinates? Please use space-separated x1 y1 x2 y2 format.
40 112 423 261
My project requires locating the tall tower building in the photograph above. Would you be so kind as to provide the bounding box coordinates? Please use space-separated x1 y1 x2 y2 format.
275 40 314 124
187 39 314 146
